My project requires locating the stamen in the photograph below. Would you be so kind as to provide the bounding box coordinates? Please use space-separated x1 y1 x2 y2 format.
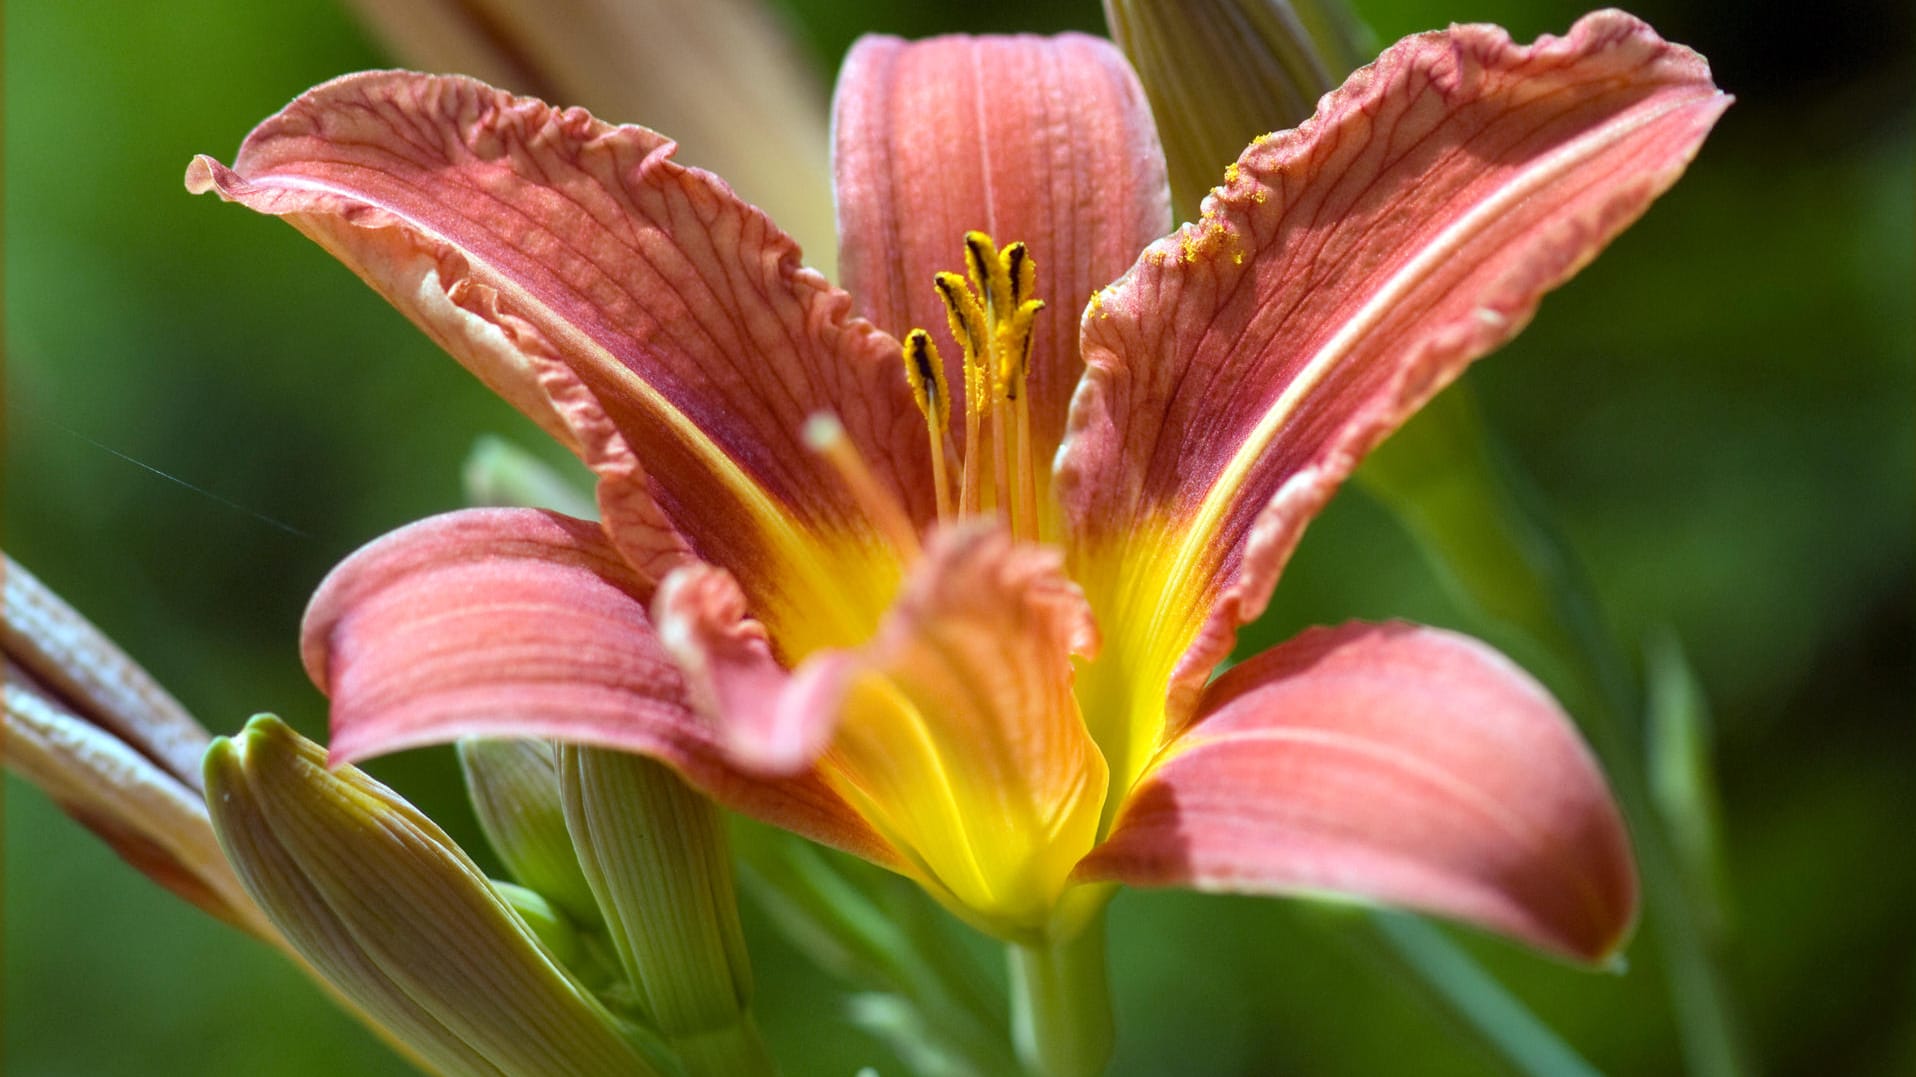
934 272 988 359
991 389 1010 525
960 358 985 515
1010 300 1042 538
901 330 953 522
936 271 991 516
907 234 1053 538
804 413 921 558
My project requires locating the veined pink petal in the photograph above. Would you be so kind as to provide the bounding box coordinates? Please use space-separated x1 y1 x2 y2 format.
834 34 1171 473
188 72 927 653
301 507 901 868
652 561 829 776
1080 623 1636 963
1056 12 1728 777
338 0 838 267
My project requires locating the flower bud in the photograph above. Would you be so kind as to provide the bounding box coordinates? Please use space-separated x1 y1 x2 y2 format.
559 746 772 1075
461 436 598 518
1103 0 1372 216
2 556 268 936
206 715 671 1077
459 736 602 925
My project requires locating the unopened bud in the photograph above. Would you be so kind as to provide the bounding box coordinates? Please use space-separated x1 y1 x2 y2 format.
1104 0 1372 217
460 736 602 925
206 716 670 1077
560 746 773 1075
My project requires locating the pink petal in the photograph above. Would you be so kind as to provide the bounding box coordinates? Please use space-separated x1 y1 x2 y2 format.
1055 13 1729 746
1080 623 1636 963
834 34 1171 469
301 507 902 868
189 72 927 645
337 0 839 266
651 561 828 776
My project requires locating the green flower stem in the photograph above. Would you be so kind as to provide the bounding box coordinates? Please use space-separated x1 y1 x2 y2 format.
1009 910 1114 1077
670 1016 777 1077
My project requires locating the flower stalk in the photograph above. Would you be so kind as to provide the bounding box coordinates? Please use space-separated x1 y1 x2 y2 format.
1009 910 1115 1077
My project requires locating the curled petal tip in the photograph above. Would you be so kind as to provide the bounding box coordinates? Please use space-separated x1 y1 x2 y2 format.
182 154 216 193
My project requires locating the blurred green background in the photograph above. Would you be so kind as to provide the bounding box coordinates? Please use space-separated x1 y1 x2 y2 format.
4 0 1909 1073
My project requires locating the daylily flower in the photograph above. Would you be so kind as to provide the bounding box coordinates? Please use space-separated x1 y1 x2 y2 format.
189 8 1722 981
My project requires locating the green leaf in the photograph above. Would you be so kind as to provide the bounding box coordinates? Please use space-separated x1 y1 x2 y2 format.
1368 912 1604 1077
1643 631 1732 939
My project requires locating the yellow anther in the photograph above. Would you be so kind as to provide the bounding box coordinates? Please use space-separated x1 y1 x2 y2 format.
902 329 950 429
997 298 1045 397
962 231 1003 317
934 272 989 362
1000 242 1034 307
907 234 1051 538
902 330 953 521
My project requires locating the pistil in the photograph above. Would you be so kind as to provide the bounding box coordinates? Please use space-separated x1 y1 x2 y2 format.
803 413 922 558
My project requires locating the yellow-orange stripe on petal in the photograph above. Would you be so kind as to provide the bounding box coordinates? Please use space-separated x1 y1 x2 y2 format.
1081 622 1637 964
834 34 1170 489
1057 13 1729 792
188 72 924 654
